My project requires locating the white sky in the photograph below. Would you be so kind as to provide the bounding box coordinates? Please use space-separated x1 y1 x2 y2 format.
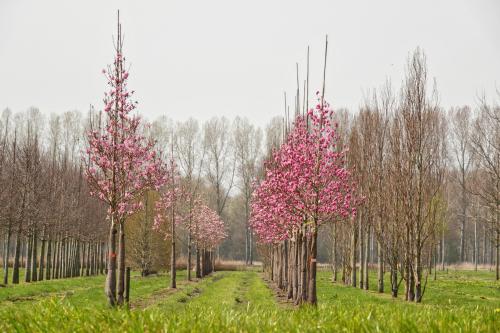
1 0 499 129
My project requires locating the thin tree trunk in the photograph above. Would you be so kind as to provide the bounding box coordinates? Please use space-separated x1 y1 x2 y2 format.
277 245 282 289
482 225 486 265
12 231 21 284
245 225 249 265
52 238 57 279
378 242 384 293
249 231 253 265
117 222 126 305
187 230 192 281
46 238 51 280
195 245 201 278
100 242 104 274
3 229 11 285
86 242 91 276
25 235 32 283
414 246 422 303
105 220 118 307
390 264 398 298
39 228 46 281
170 205 176 288
31 229 38 282
496 229 499 280
359 220 364 290
301 228 307 303
350 217 357 287
474 218 478 271
332 224 337 282
441 227 445 270
364 225 369 290
307 225 318 305
293 235 299 301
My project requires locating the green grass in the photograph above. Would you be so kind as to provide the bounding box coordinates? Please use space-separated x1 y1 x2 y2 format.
0 268 498 332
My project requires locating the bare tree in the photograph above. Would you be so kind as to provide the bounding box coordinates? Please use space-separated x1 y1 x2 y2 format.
233 117 262 265
449 106 475 262
203 117 235 259
470 97 500 279
174 118 205 280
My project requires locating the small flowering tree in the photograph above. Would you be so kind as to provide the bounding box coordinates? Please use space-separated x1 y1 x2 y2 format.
251 95 358 305
84 16 165 306
192 202 227 276
154 176 226 281
154 156 186 288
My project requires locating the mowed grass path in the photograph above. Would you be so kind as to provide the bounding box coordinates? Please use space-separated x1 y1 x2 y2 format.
0 268 498 332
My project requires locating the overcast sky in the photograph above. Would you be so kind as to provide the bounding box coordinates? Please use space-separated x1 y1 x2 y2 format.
1 0 499 129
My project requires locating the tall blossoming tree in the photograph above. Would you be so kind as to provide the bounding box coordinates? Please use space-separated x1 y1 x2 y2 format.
84 14 166 306
251 95 358 305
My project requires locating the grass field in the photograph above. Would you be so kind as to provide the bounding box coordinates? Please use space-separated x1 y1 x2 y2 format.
0 268 498 332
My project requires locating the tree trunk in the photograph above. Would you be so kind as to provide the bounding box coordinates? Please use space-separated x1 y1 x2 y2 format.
81 240 86 276
117 222 126 305
364 225 369 290
350 217 357 288
245 225 249 266
25 235 32 283
187 230 192 281
171 209 176 289
390 265 398 298
249 231 253 265
332 224 337 282
3 229 11 285
105 220 118 307
195 245 201 278
414 246 422 303
31 229 38 282
86 242 91 276
54 237 60 279
277 245 283 289
285 241 291 298
45 238 51 280
293 236 299 301
100 242 105 274
39 228 46 281
200 248 205 278
301 228 307 302
307 225 318 305
441 228 445 270
474 218 478 271
496 229 499 281
12 231 21 284
287 240 295 299
359 220 364 290
21 239 25 268
59 237 65 278
378 242 384 293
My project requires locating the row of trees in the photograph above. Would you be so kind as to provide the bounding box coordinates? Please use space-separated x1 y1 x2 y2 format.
252 47 499 306
339 49 447 302
331 50 499 305
0 108 107 286
251 94 358 305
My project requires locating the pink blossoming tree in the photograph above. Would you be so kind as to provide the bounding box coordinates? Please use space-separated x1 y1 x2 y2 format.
191 201 227 276
84 15 166 306
251 95 358 305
